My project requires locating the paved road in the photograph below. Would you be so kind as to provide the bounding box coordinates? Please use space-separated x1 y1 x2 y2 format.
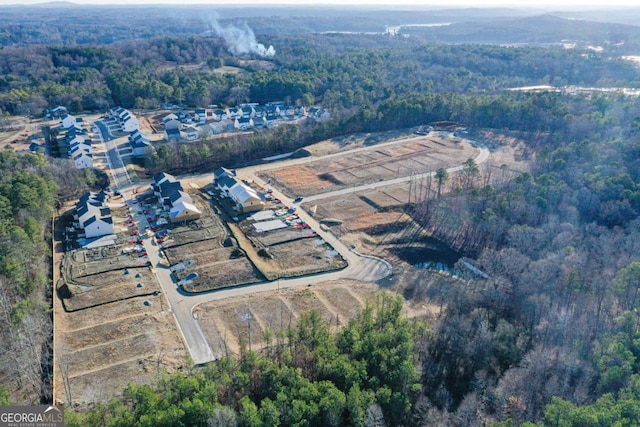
99 126 489 364
94 120 132 188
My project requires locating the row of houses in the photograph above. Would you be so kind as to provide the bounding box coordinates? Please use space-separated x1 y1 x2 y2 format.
213 167 265 213
161 103 330 142
54 112 95 169
152 172 202 223
74 192 114 238
129 130 156 157
109 107 140 132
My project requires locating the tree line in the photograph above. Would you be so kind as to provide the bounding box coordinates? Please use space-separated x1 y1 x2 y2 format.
0 151 105 405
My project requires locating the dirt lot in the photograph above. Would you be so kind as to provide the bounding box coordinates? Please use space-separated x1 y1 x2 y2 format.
260 133 478 197
55 296 186 406
197 279 441 358
197 280 384 357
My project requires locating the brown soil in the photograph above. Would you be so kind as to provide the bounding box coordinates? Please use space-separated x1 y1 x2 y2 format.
261 135 478 197
197 280 385 357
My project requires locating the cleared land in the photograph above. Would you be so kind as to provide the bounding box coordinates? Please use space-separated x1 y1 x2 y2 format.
196 280 382 357
260 133 478 197
55 297 186 406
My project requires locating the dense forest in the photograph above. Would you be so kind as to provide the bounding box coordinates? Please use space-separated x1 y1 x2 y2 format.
1 33 639 115
0 152 95 404
2 4 640 426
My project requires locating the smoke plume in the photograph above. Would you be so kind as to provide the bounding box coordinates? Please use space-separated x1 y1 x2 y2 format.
210 20 276 58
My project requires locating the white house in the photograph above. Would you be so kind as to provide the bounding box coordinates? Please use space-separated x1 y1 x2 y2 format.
265 112 279 128
183 126 199 141
209 120 233 134
51 106 68 118
129 130 155 157
216 174 239 195
212 109 228 121
109 107 139 132
308 107 331 122
234 117 253 131
240 105 254 118
122 115 140 132
169 201 202 223
72 150 93 169
228 181 264 213
75 192 114 238
68 135 93 169
194 109 207 124
83 215 115 239
61 114 79 129
228 107 241 119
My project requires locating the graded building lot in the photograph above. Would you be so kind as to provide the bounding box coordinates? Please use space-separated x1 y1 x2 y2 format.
55 298 186 405
197 280 382 357
168 188 348 291
260 134 478 197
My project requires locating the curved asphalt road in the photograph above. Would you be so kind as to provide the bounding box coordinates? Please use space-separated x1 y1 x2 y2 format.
104 129 489 364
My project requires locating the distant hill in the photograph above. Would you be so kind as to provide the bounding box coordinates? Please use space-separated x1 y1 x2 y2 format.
401 14 640 52
1 5 640 51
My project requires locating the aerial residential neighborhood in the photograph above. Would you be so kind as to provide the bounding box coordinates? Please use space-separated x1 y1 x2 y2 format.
42 102 326 173
4 3 640 425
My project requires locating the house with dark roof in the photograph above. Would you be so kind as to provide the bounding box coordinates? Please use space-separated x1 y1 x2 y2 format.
51 106 68 118
228 107 241 119
83 215 114 239
61 114 81 129
234 117 253 131
152 172 176 195
29 142 42 154
194 108 207 124
109 107 139 132
241 105 255 118
254 116 267 129
151 172 201 222
158 181 184 206
216 174 239 195
129 130 155 157
212 109 228 121
169 190 193 207
74 192 114 238
214 167 235 181
165 127 182 142
265 112 279 128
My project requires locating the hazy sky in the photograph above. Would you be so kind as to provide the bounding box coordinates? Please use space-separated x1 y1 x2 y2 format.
0 0 638 7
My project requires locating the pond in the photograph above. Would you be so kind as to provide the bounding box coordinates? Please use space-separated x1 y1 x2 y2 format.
391 236 462 270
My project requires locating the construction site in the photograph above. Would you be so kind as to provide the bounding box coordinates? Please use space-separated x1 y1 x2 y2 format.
54 127 530 405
